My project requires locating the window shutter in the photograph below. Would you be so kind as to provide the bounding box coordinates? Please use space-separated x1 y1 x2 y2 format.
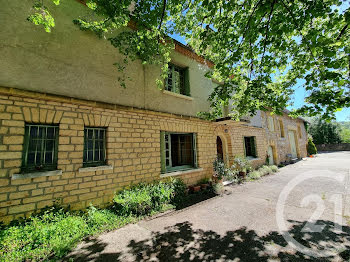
252 137 257 157
193 133 198 167
243 137 247 157
184 67 190 96
160 131 166 173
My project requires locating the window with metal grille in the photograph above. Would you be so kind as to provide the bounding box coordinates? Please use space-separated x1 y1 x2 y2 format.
160 132 197 173
83 127 107 167
22 124 59 173
165 63 190 96
244 136 257 158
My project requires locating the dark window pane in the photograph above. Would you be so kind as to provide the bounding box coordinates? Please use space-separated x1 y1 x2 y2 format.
83 127 106 167
45 152 53 164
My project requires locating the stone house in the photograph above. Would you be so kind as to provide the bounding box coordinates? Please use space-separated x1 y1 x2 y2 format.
0 0 307 223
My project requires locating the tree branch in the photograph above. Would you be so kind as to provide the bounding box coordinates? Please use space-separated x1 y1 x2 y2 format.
336 24 348 40
158 0 167 31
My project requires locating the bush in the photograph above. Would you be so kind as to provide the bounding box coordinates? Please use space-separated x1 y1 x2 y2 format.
247 170 262 180
307 136 317 155
113 179 186 216
270 165 278 172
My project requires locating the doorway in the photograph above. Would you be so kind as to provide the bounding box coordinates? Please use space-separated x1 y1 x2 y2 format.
216 136 224 161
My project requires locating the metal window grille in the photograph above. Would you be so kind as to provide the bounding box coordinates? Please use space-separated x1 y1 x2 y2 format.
166 63 186 94
22 124 59 173
83 127 107 167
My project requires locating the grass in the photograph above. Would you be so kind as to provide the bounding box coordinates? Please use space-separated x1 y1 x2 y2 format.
0 178 187 262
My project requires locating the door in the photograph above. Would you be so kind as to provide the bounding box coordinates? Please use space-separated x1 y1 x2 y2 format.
267 146 274 165
288 130 297 158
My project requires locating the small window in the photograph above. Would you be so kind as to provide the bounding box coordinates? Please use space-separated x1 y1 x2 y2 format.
83 127 107 167
165 63 190 96
279 120 285 137
244 136 257 158
268 116 275 131
161 132 197 173
22 124 59 173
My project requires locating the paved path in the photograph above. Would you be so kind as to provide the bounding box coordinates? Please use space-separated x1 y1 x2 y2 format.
66 152 350 261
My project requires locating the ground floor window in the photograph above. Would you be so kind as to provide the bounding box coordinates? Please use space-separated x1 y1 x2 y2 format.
161 132 197 173
22 124 59 173
244 136 257 158
83 127 107 167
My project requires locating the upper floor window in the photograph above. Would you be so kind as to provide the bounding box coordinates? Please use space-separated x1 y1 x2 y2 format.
22 124 59 173
268 116 275 131
244 136 257 158
83 127 107 167
160 132 197 173
279 120 285 137
166 63 190 96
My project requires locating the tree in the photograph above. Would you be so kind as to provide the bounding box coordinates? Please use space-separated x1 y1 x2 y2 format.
308 117 342 144
26 0 350 120
307 136 317 155
339 121 350 143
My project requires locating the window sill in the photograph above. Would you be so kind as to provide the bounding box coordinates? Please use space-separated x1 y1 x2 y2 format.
79 165 113 173
12 170 62 180
247 157 261 161
160 168 203 178
163 90 193 101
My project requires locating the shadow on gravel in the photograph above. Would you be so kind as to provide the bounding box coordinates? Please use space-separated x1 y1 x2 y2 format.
66 219 350 261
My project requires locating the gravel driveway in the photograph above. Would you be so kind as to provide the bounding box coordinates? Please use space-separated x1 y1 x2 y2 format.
66 151 350 261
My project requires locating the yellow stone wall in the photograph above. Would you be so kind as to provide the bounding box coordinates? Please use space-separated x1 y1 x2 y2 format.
0 87 308 223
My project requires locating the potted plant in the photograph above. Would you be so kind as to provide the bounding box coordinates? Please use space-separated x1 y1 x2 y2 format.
213 158 228 184
231 156 252 179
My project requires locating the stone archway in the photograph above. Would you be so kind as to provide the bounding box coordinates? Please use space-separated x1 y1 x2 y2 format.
216 132 231 165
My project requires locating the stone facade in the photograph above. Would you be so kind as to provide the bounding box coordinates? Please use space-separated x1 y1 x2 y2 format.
0 87 308 223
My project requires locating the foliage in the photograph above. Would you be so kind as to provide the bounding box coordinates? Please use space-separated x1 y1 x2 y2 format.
27 0 60 33
213 158 229 180
307 136 318 155
113 179 186 216
247 170 262 180
231 156 252 173
212 182 224 195
26 0 350 120
339 121 350 143
308 116 342 144
0 205 135 262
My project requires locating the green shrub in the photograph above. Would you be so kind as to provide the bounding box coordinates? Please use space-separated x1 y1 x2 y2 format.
169 178 187 206
270 165 278 172
247 170 262 180
113 179 185 216
307 136 317 155
259 165 272 176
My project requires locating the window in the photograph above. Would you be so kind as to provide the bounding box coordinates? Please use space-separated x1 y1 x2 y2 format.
268 116 275 131
22 124 59 173
279 120 285 137
244 136 257 158
160 132 197 173
83 127 107 167
165 63 190 96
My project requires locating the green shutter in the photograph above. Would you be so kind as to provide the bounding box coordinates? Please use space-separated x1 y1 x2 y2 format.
193 133 197 167
243 137 247 157
160 131 166 173
252 137 257 158
184 67 190 96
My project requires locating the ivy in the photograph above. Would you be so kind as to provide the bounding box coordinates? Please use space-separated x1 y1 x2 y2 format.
26 0 350 120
